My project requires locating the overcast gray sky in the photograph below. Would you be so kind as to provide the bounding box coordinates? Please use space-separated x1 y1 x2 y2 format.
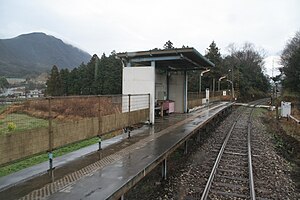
1 0 299 76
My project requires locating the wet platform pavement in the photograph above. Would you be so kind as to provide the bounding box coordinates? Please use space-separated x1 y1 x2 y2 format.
46 102 232 200
0 101 232 200
0 103 212 193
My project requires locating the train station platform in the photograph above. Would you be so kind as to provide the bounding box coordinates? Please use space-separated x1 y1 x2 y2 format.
47 102 232 200
1 101 233 200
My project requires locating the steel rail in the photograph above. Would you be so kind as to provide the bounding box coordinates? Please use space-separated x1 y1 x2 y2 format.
200 98 268 199
247 98 268 200
200 116 239 200
248 108 256 200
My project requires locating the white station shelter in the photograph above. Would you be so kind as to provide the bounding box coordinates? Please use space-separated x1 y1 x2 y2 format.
117 48 215 123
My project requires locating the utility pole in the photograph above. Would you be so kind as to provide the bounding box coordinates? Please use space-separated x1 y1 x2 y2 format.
226 80 234 101
228 69 234 99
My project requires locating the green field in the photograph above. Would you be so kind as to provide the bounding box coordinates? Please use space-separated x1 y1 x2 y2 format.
0 113 48 135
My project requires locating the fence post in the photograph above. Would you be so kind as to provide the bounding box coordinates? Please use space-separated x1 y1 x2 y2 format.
98 96 102 135
213 78 215 98
48 97 53 151
276 102 279 120
127 94 131 138
98 96 102 151
48 97 54 179
128 94 131 125
148 93 151 122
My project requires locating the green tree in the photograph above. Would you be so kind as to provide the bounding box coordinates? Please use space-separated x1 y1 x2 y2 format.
163 40 174 49
45 51 122 96
188 41 223 92
205 41 222 66
82 54 98 95
105 51 122 94
95 52 122 95
281 31 300 94
60 68 70 95
68 67 82 95
0 77 9 92
204 41 223 90
46 65 63 96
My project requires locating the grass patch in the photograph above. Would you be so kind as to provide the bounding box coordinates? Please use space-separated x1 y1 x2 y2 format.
280 120 300 142
253 107 267 118
263 110 300 189
0 137 98 177
0 113 48 135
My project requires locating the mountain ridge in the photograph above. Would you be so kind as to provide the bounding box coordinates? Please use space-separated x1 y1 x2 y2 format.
0 32 91 77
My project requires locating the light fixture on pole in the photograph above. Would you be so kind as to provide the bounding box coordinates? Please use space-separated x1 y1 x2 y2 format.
218 76 227 91
226 79 234 101
199 69 210 94
228 69 233 81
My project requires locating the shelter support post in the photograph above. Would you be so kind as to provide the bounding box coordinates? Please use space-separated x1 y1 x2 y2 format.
184 140 188 154
161 158 167 180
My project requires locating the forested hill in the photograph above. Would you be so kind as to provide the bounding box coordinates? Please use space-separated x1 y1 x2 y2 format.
0 32 91 77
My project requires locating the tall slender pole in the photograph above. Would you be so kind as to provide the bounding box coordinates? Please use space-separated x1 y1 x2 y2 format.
199 69 210 94
98 96 102 154
48 97 54 180
199 74 202 94
98 96 101 136
127 94 131 138
232 82 234 101
48 97 53 153
218 76 227 92
231 68 234 99
212 78 215 97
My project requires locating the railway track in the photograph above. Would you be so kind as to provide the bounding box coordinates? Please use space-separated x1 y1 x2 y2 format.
125 98 297 199
200 101 264 200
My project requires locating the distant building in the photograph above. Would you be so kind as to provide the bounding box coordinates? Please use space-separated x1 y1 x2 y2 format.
27 89 44 98
6 78 26 85
0 87 44 98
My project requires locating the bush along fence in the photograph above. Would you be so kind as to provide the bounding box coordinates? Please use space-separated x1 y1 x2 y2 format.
0 94 150 167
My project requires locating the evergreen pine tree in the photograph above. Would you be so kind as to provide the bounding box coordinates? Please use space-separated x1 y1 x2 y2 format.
163 40 174 49
46 65 63 96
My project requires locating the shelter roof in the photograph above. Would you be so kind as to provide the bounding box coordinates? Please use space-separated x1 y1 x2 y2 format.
116 47 215 70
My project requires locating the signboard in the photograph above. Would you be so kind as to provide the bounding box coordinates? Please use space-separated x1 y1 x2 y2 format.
281 101 291 117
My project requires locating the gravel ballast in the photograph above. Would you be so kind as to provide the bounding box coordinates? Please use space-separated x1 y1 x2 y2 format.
126 106 299 199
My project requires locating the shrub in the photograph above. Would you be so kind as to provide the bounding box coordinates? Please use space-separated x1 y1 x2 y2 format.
7 122 16 131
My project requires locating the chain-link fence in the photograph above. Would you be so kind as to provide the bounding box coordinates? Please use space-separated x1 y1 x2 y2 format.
0 94 150 166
